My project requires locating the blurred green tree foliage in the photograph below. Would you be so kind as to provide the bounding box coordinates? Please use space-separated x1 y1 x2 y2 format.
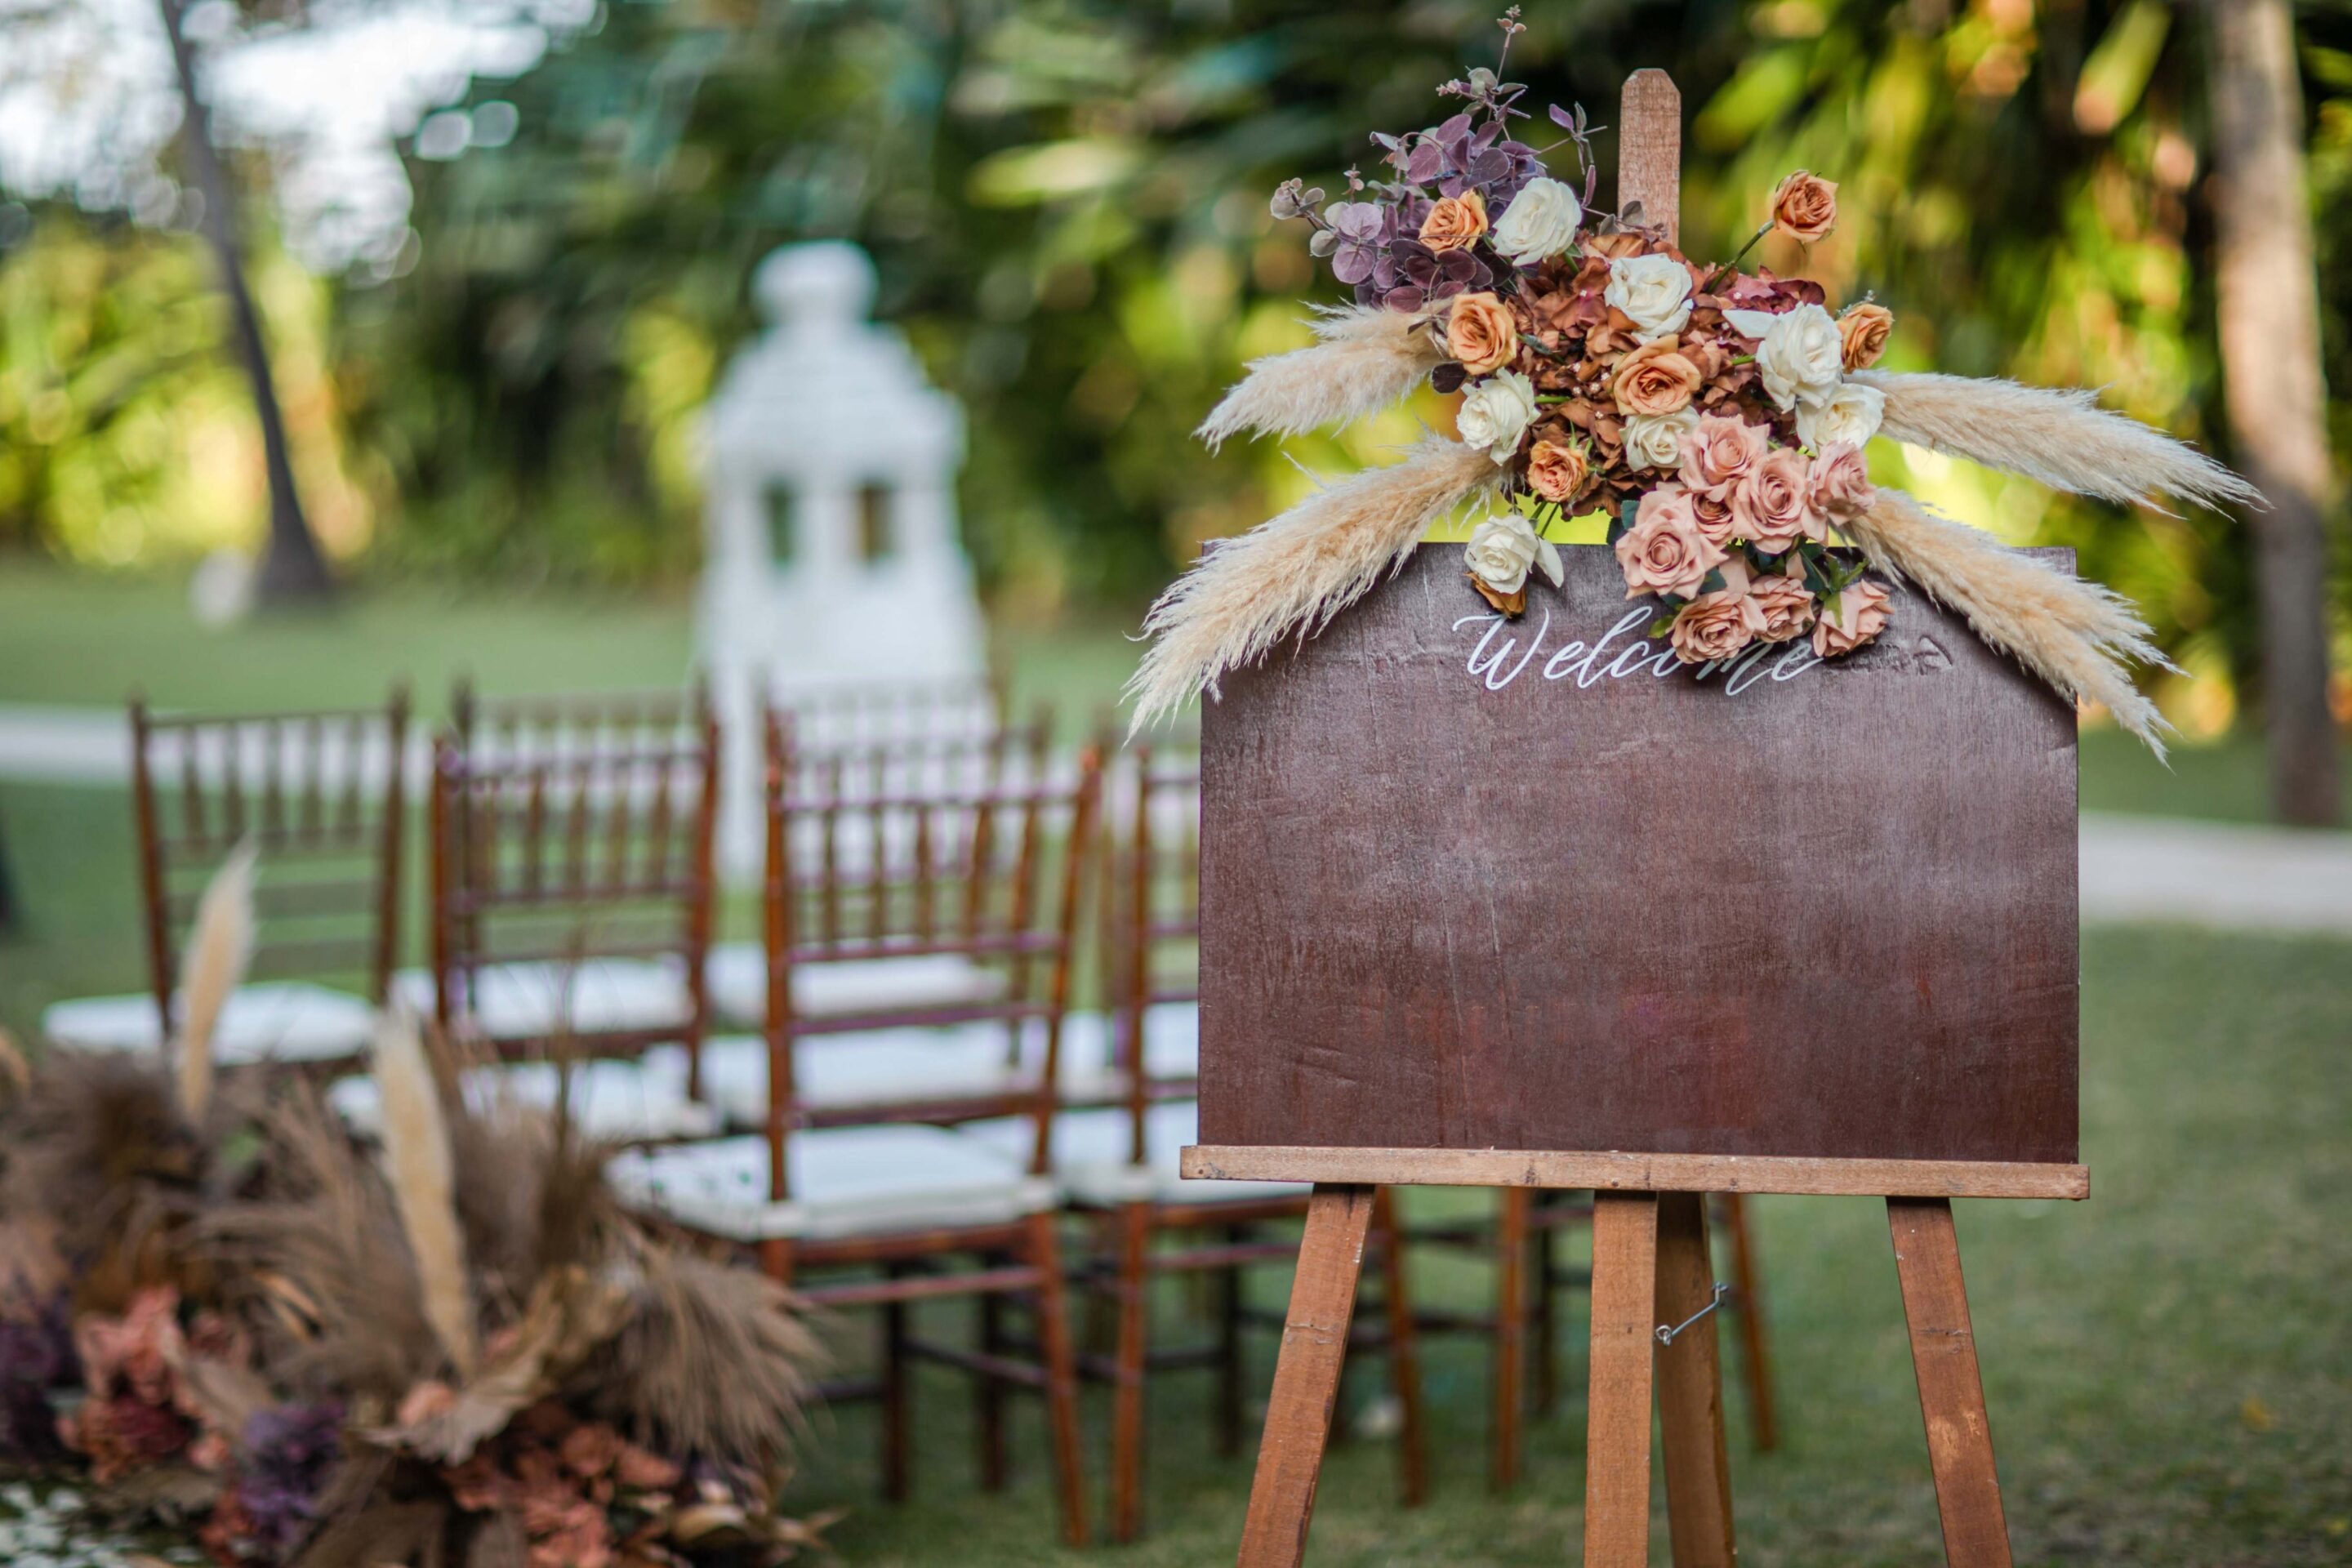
3 0 2347 728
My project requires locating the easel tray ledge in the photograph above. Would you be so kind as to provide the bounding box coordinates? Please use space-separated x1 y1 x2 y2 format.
1181 1145 2089 1201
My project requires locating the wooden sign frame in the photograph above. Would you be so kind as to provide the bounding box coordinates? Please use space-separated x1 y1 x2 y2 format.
1179 72 2079 1568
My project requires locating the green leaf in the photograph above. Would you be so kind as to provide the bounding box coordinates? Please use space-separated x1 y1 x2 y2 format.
1697 567 1726 595
1646 612 1677 639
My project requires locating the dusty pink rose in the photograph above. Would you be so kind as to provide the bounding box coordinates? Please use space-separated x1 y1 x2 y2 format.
615 1444 684 1491
561 1422 626 1479
1808 443 1874 527
75 1288 185 1408
1812 579 1892 657
1689 489 1737 548
1669 583 1769 664
1614 485 1726 599
1748 569 1818 643
1677 413 1768 503
1731 447 1816 552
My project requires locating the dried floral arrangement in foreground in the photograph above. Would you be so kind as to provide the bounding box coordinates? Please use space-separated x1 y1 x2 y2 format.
1133 20 2254 755
0 861 826 1568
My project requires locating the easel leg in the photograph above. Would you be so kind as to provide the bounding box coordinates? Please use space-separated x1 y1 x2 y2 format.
1236 1183 1376 1568
1720 1192 1780 1451
1655 1192 1736 1568
1492 1186 1530 1491
1584 1190 1660 1568
1889 1198 2013 1568
1370 1188 1428 1507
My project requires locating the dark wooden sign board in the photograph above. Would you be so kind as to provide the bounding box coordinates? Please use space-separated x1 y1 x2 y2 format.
1178 72 2082 1568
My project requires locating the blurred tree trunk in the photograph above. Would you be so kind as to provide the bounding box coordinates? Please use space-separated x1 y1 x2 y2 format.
158 0 333 604
2205 0 2339 825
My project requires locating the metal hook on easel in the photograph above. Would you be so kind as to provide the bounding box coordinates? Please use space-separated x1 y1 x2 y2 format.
1655 1281 1731 1346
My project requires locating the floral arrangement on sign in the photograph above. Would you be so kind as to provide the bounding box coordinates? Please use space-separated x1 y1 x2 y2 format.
0 857 827 1568
1130 17 2253 753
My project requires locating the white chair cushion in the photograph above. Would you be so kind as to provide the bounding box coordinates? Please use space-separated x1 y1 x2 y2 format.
607 1126 1057 1242
702 943 1009 1028
1054 1003 1200 1102
390 960 690 1040
328 1058 717 1145
42 982 377 1067
661 1009 1156 1130
962 1101 1308 1208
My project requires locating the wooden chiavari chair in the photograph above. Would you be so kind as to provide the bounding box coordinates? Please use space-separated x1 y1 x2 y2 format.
961 743 1425 1543
608 714 1100 1543
41 689 412 1071
425 684 719 1111
700 700 1054 1038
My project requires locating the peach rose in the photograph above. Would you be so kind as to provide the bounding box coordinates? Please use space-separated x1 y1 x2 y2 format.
1419 189 1489 252
1809 443 1875 525
1670 585 1768 664
1838 301 1892 369
1812 578 1891 657
1770 171 1838 243
1678 413 1769 502
1748 570 1818 644
1446 291 1519 376
1731 447 1816 552
1525 439 1590 504
1614 484 1726 599
1610 336 1703 417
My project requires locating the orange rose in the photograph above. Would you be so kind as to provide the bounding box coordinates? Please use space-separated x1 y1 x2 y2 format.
1812 579 1891 657
1525 439 1590 504
1419 189 1489 252
1838 302 1892 369
1748 570 1818 644
1446 291 1519 376
1770 171 1838 243
1610 336 1703 417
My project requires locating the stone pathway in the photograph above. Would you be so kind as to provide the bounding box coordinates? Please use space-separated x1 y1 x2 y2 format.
4 703 2350 934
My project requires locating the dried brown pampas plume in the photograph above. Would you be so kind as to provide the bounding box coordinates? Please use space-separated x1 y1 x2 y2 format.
1851 370 2258 514
372 1007 478 1379
1846 488 2176 755
1129 436 1498 729
174 838 257 1120
1196 304 1446 449
577 1240 820 1465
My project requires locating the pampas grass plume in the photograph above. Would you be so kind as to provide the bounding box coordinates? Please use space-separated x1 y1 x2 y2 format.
372 1007 479 1379
1196 304 1446 449
1847 488 2176 755
174 839 256 1120
1853 370 2257 514
1129 436 1498 729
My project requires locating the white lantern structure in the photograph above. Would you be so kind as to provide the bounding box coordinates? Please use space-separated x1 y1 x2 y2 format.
698 241 988 876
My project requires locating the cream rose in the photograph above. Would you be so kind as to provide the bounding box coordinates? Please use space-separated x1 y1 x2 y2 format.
1724 303 1845 410
1731 447 1816 553
1794 381 1885 452
1613 485 1726 600
1491 177 1583 266
1624 408 1699 471
1678 413 1769 502
1812 579 1891 657
1464 511 1565 599
1457 369 1539 463
1446 292 1519 376
1603 253 1694 342
1808 443 1874 523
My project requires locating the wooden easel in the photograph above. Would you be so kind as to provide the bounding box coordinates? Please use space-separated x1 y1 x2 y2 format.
1183 73 2091 1568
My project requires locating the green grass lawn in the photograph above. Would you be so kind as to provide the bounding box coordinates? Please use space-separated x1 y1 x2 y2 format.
770 926 2351 1566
